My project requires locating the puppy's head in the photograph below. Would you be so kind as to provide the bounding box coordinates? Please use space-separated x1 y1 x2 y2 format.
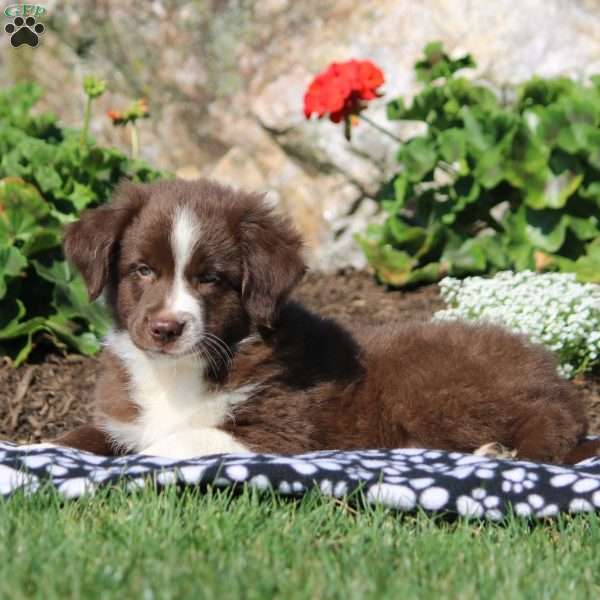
64 179 306 358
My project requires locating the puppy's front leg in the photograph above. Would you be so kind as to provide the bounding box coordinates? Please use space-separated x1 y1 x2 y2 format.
140 427 251 459
53 424 117 456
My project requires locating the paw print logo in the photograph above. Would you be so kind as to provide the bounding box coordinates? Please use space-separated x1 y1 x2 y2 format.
5 16 45 48
501 467 538 494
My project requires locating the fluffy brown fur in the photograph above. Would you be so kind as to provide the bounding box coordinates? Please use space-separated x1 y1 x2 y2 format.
55 178 598 464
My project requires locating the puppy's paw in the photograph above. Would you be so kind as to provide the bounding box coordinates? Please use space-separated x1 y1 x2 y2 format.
140 428 250 459
473 442 518 460
140 440 178 458
20 442 59 451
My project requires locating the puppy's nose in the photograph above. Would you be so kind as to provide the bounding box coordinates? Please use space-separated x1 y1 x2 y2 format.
149 318 185 343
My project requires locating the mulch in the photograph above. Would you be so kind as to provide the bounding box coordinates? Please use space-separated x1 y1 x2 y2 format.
1 269 599 444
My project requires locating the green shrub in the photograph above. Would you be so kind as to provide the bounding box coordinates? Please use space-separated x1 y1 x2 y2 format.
0 82 164 365
358 42 600 287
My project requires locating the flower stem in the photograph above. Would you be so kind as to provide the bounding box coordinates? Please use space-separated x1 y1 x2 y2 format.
438 161 459 176
80 96 92 148
344 116 352 141
130 123 139 160
357 113 403 143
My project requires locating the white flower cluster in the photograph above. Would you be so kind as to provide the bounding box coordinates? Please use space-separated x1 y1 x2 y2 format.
433 271 600 378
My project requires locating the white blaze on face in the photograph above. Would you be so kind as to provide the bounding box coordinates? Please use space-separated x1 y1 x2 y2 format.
167 206 203 349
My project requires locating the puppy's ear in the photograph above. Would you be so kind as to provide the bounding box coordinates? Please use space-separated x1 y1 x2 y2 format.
240 198 306 330
63 181 146 300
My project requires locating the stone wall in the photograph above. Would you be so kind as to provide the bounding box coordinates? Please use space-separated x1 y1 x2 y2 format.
2 0 600 269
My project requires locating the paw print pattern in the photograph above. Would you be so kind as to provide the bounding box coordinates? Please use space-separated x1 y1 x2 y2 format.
5 16 45 48
3 441 600 520
501 467 538 494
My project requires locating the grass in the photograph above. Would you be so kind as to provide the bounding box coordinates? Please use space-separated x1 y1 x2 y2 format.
1 485 600 599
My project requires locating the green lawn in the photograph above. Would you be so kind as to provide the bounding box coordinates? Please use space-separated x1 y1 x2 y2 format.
1 485 599 599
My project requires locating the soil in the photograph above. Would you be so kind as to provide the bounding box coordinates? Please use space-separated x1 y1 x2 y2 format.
1 269 599 444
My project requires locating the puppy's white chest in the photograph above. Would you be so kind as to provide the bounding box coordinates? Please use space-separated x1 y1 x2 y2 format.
132 361 221 445
102 332 252 455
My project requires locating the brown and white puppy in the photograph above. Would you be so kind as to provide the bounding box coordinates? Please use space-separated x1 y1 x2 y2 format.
55 178 599 464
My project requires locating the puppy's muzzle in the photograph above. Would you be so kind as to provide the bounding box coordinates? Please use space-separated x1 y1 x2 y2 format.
149 317 186 344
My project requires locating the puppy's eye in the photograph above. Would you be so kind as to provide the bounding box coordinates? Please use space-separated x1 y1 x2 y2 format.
136 264 154 278
194 273 221 285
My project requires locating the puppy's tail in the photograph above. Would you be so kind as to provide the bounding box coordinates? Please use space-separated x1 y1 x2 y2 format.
563 439 600 465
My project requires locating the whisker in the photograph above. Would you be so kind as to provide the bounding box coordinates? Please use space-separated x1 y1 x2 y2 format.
203 332 234 358
203 341 233 368
203 342 231 374
202 335 233 368
201 337 232 375
197 345 218 377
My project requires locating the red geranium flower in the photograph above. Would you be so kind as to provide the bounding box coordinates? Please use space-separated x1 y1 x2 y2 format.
107 100 150 127
303 59 384 124
107 109 126 125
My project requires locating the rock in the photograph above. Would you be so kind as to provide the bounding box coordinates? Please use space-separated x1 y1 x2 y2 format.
211 147 267 192
209 132 363 264
4 0 600 270
175 166 203 181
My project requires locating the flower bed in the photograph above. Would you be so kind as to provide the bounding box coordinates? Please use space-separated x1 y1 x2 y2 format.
435 271 600 378
304 43 600 287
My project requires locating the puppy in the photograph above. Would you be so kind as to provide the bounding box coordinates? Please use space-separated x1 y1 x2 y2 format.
55 178 598 464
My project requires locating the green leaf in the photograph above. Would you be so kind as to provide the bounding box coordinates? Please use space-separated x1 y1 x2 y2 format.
503 124 550 192
387 86 446 125
0 246 27 300
477 235 510 270
0 310 45 343
0 177 53 244
21 229 61 256
474 147 505 189
507 243 535 271
0 300 49 366
386 98 408 121
448 177 481 212
393 175 409 208
415 224 446 261
586 128 600 170
567 215 598 241
525 170 583 210
21 139 55 165
517 76 577 109
524 209 567 252
356 237 417 287
573 244 600 283
32 260 110 335
443 238 487 275
462 108 492 153
414 41 476 83
45 315 102 356
386 219 427 254
536 104 567 147
67 182 97 211
402 262 443 285
502 204 528 243
580 182 600 203
34 165 62 193
557 123 596 154
437 128 466 163
398 137 437 182
382 175 411 214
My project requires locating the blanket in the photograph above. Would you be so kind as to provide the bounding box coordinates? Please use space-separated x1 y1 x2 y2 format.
2 441 600 519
